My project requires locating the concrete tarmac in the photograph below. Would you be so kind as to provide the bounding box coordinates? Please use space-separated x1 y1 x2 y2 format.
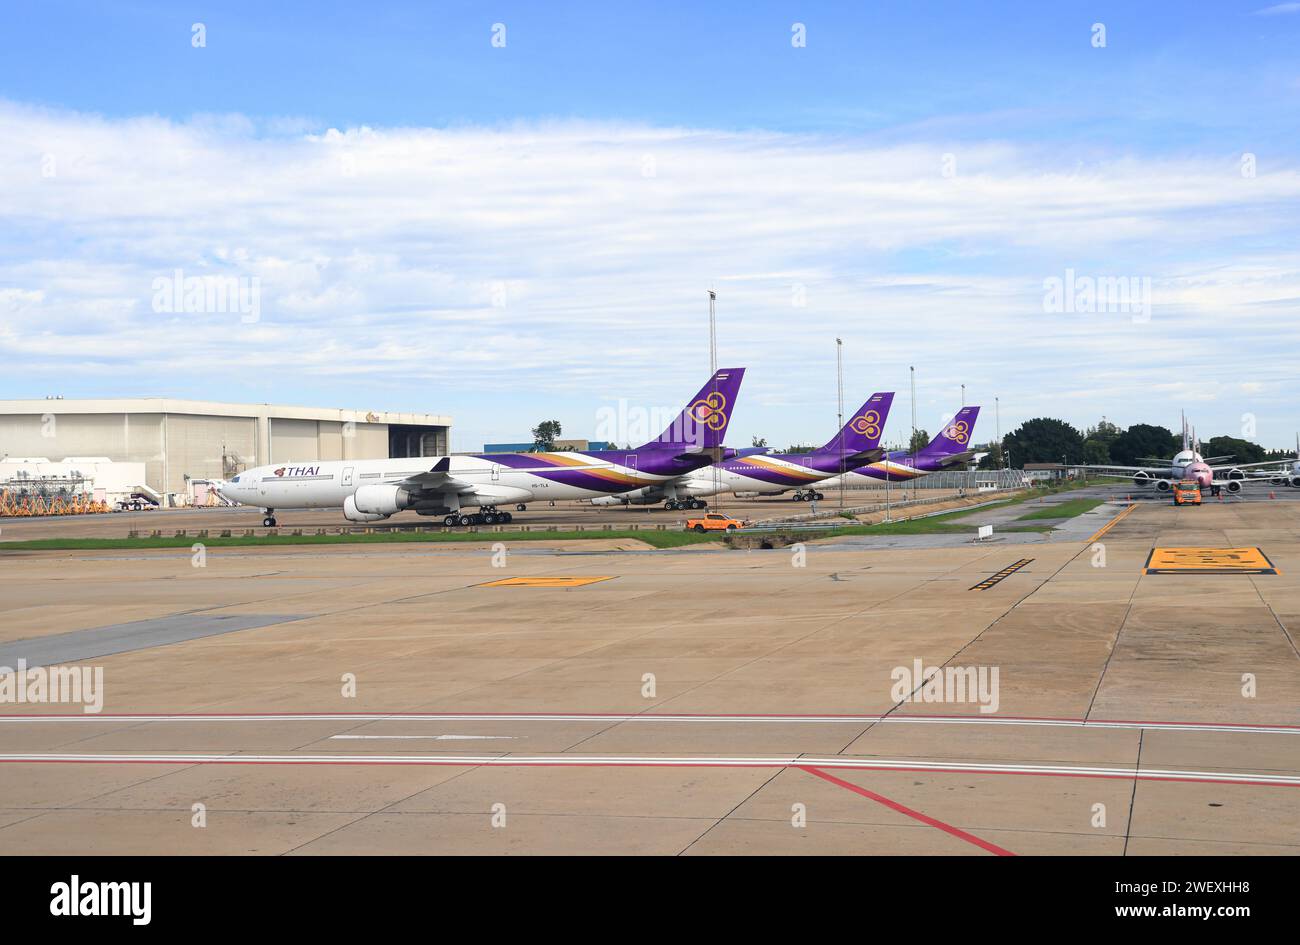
1 490 1298 854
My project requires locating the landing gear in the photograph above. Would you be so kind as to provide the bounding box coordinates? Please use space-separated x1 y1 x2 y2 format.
516 504 527 512
666 498 706 511
442 506 514 528
262 511 278 527
792 491 823 502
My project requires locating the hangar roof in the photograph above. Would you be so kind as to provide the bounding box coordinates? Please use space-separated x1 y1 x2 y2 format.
0 398 450 427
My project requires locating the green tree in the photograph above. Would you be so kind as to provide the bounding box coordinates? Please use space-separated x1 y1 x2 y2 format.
1109 424 1179 465
1079 418 1121 466
907 429 930 456
1081 438 1111 465
1204 436 1265 464
976 442 1004 470
751 435 768 448
531 420 562 452
1002 418 1085 465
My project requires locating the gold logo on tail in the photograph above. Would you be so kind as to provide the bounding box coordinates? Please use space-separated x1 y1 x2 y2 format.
690 391 729 431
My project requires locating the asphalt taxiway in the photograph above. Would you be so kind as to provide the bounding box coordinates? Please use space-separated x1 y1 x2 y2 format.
1 489 1298 854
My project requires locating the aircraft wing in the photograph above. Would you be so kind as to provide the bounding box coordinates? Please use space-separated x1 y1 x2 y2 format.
1072 464 1168 476
845 447 886 463
395 458 477 494
930 449 978 468
1209 458 1297 472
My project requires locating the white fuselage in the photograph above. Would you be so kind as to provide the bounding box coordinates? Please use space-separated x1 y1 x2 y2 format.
217 453 684 519
594 456 841 505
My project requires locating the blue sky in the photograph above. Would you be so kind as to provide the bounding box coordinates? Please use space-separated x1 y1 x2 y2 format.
2 1 1299 450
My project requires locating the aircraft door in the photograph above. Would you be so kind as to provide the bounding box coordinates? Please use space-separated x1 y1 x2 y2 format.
491 464 500 481
625 454 638 475
342 467 354 487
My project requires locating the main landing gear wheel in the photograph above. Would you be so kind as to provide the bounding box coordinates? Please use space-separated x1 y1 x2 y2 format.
443 515 458 527
458 514 474 527
665 499 680 511
262 513 277 527
691 499 706 509
813 491 825 501
516 504 527 512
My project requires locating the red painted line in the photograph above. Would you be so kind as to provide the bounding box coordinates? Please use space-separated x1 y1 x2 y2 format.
798 765 1016 856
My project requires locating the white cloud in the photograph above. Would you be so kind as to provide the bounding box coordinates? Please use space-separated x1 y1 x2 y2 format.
1 100 1299 446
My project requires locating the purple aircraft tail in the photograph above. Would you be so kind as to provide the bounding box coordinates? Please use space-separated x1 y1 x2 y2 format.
639 368 745 450
820 392 895 453
921 405 981 457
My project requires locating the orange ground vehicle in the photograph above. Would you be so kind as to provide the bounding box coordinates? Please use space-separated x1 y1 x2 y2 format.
686 512 747 532
1172 480 1202 506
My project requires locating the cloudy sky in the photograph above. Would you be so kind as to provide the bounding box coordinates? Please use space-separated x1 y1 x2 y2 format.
2 1 1299 451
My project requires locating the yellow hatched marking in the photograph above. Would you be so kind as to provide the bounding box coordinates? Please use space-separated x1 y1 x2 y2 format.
1143 547 1277 575
969 558 1034 591
479 576 616 588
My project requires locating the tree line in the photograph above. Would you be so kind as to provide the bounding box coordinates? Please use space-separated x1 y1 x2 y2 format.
978 418 1294 469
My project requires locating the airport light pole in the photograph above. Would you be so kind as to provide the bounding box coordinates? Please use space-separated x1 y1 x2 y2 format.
910 366 918 500
708 289 720 511
707 289 717 374
836 338 844 509
995 396 1002 472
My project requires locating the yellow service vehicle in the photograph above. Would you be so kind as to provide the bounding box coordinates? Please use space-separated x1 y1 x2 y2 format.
1172 480 1202 506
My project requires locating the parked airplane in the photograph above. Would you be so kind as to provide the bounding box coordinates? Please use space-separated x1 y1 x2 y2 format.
216 369 746 526
1074 419 1285 495
1247 435 1300 487
591 392 896 508
832 406 982 486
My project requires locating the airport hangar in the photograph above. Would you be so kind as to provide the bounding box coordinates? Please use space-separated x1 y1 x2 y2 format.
0 398 451 500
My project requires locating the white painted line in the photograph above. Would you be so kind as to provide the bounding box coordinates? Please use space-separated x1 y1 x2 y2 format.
0 752 1297 786
0 713 1296 735
328 734 518 741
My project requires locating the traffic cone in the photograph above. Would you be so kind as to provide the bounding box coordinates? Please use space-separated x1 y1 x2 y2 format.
1270 491 1276 499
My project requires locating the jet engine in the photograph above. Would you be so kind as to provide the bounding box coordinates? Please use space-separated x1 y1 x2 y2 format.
1291 476 1300 489
1224 479 1243 494
1224 468 1246 480
1154 479 1172 492
1132 471 1152 487
343 495 391 523
353 484 413 516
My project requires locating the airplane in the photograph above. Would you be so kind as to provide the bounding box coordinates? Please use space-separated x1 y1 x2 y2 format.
1246 435 1300 488
215 368 746 527
1073 418 1287 495
830 406 982 486
590 392 896 508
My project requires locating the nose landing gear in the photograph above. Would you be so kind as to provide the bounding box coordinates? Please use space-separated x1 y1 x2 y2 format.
262 510 278 527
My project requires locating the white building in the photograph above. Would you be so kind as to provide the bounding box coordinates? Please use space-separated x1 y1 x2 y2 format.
0 398 451 497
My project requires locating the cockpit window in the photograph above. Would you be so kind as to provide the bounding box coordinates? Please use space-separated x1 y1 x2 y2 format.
232 475 240 483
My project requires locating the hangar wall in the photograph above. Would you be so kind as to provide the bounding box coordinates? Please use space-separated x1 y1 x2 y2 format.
0 400 452 497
